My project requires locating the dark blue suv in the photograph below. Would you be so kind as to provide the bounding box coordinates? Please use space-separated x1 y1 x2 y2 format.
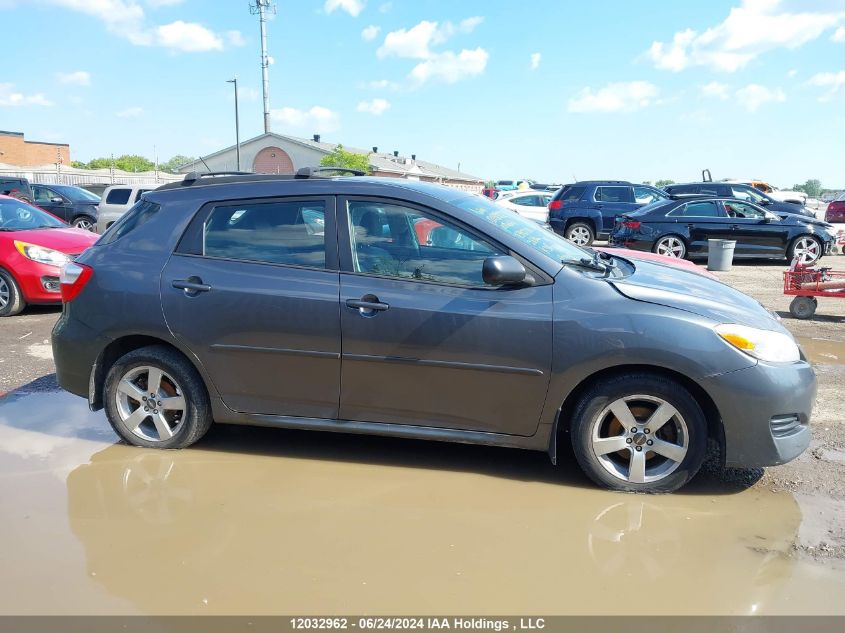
549 181 668 246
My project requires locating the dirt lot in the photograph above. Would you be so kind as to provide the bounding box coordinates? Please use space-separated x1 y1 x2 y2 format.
0 257 843 614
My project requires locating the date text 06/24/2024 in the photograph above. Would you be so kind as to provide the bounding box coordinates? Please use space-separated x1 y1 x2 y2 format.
289 618 546 631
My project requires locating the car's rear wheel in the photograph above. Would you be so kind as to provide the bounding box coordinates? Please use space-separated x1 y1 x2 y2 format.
653 235 687 259
104 345 212 449
72 216 95 231
570 373 708 493
566 222 595 246
788 235 822 265
0 269 26 317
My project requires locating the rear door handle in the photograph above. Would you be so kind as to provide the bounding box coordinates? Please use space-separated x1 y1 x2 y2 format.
172 278 211 295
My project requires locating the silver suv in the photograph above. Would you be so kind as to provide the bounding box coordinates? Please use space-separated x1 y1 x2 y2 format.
95 184 159 233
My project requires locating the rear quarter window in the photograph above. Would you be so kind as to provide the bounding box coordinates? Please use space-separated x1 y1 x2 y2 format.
557 186 586 202
100 200 161 243
105 188 132 205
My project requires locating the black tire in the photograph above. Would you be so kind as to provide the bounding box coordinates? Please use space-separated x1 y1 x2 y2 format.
71 215 96 231
787 235 823 265
789 296 817 320
565 221 595 246
569 372 708 493
0 268 26 317
104 345 212 449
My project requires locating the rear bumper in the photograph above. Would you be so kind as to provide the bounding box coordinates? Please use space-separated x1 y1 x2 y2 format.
702 361 815 468
52 310 108 399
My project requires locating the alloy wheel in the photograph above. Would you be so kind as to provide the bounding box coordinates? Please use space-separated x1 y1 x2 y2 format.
0 277 9 309
655 236 685 258
73 218 94 231
568 226 592 246
590 395 689 484
793 237 820 264
115 365 187 442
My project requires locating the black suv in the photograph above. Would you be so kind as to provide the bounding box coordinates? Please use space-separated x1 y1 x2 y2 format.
31 184 100 231
663 182 814 218
548 181 668 246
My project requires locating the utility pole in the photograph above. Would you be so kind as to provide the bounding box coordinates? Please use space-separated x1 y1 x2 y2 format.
250 0 276 134
227 77 241 170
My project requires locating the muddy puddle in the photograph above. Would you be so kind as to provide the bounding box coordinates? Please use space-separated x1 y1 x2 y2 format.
1 389 844 615
798 337 845 365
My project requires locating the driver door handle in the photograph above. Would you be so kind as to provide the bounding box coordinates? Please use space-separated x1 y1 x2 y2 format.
172 279 212 295
346 298 389 312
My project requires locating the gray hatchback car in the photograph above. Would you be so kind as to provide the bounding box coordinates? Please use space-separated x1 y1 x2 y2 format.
52 172 816 492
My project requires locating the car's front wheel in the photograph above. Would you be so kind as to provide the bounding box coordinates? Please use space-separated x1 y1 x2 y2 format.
72 216 96 231
104 345 212 449
0 269 26 317
788 235 822 265
565 222 595 246
653 235 687 259
570 372 708 493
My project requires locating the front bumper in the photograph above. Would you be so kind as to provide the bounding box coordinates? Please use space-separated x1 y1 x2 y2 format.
6 256 64 304
702 360 816 468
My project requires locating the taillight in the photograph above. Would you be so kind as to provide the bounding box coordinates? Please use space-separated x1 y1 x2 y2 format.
549 200 563 210
60 262 93 302
622 220 641 229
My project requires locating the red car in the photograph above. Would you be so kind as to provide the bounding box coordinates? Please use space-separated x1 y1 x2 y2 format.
0 194 99 316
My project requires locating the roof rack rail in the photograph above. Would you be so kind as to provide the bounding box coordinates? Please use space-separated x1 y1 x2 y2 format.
668 193 710 200
295 166 366 178
183 171 253 183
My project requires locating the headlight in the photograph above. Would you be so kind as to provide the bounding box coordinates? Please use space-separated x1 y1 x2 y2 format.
715 323 800 363
14 241 70 266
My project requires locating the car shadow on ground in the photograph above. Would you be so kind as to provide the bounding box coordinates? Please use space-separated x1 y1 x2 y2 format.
776 310 845 324
3 374 763 496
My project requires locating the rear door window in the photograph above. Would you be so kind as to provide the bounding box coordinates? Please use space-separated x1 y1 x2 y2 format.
105 188 132 205
203 200 327 268
595 186 633 203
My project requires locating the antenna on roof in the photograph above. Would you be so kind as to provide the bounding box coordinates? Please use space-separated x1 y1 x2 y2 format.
199 155 212 173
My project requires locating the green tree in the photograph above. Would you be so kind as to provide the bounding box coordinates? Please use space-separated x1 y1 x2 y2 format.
161 155 195 173
792 179 822 198
319 145 371 174
83 154 156 172
655 179 675 187
70 160 88 169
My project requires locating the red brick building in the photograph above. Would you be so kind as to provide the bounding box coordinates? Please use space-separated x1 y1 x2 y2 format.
0 130 71 167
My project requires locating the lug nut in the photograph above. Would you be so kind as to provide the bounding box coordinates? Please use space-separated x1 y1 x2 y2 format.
142 396 147 401
644 428 650 434
647 440 653 446
157 401 162 407
143 406 149 412
635 446 642 452
626 438 633 444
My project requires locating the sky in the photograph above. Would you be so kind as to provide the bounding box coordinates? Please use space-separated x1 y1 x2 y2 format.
1 0 844 187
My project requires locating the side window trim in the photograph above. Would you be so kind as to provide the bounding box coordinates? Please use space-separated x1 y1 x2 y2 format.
174 194 339 272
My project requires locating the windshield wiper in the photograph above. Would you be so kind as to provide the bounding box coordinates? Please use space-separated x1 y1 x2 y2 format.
562 251 611 275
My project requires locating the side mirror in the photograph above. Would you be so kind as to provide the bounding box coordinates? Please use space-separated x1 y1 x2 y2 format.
483 255 527 286
759 198 770 205
50 196 65 204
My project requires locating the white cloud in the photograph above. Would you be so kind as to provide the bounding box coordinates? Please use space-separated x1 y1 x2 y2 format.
787 68 799 78
568 81 658 113
378 1 391 13
530 52 541 70
116 106 144 118
0 83 53 107
154 20 222 51
833 26 845 42
56 70 91 86
357 98 391 115
226 30 246 46
377 17 483 59
361 25 380 41
144 0 183 6
647 0 845 72
41 0 234 52
360 79 400 91
270 106 340 133
324 0 364 17
409 48 489 85
734 84 785 112
702 81 729 99
807 71 845 92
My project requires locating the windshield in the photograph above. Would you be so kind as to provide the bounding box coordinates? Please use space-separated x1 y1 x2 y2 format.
0 198 66 230
450 193 586 263
53 185 100 202
731 185 766 204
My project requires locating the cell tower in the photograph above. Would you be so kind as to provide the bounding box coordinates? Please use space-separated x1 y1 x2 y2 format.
250 0 276 134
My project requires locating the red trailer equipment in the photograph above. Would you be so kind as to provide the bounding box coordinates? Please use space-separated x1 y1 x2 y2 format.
783 260 845 319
